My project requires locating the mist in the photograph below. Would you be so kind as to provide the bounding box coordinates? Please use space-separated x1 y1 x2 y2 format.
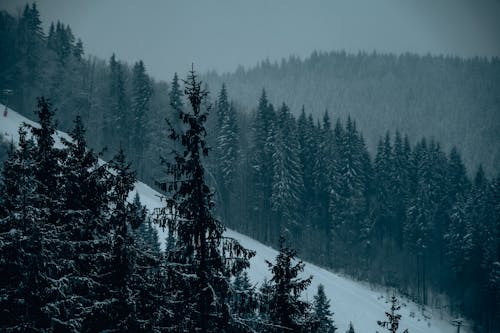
3 0 500 80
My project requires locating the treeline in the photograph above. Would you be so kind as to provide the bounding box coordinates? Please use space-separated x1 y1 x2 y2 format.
208 84 500 332
203 50 500 176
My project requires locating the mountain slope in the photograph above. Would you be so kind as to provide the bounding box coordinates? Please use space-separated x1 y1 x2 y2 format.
203 52 500 176
0 104 467 333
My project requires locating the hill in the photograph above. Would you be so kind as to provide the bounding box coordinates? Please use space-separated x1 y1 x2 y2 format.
203 51 500 176
0 102 468 333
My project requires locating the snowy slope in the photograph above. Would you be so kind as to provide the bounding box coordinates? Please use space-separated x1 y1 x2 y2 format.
0 104 467 333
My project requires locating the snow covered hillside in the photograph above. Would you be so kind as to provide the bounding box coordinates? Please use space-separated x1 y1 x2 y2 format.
0 104 466 333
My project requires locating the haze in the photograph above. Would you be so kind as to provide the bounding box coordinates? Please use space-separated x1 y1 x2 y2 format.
2 0 500 80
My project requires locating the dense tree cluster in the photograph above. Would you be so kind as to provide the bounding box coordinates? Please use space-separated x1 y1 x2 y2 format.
0 75 343 332
207 85 499 332
0 5 172 183
203 50 500 176
0 98 163 331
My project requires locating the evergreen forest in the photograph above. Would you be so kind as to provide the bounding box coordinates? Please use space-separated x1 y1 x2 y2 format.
0 4 499 332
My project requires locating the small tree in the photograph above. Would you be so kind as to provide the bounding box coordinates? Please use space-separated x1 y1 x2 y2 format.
263 236 313 332
377 295 409 333
346 322 355 333
230 270 259 332
312 284 337 333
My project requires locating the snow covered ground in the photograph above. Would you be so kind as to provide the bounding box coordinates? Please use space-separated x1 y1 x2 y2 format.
0 104 467 333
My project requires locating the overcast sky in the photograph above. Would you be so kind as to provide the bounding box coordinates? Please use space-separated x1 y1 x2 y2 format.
2 0 500 81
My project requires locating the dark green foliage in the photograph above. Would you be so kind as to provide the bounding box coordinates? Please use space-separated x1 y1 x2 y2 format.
250 89 277 243
154 68 255 332
230 271 260 332
1 6 498 330
312 284 337 333
203 51 500 176
0 100 167 332
329 116 370 268
131 60 153 179
262 236 313 332
271 103 304 239
0 126 43 330
106 54 131 155
214 84 240 223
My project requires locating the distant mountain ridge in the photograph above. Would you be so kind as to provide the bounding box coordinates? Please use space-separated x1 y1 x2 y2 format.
202 51 500 175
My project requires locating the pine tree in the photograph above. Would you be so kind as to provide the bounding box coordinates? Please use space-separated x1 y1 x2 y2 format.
131 60 153 179
154 68 254 332
169 72 184 112
0 127 42 330
16 3 45 97
263 236 313 332
215 85 240 221
230 271 259 331
156 72 184 178
448 147 469 202
270 103 304 239
216 83 230 129
250 89 276 242
313 110 335 238
329 116 368 268
106 54 130 154
296 109 315 210
107 148 140 331
377 295 409 333
312 284 337 333
390 130 410 244
0 99 70 330
55 115 112 331
28 97 63 211
346 322 355 333
373 132 394 239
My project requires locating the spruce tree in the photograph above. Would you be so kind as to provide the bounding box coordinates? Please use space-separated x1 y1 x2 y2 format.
154 68 254 332
106 54 130 154
169 72 184 112
314 110 335 234
215 84 240 221
0 128 42 330
377 295 409 333
131 60 153 179
0 99 69 330
329 116 368 268
271 103 304 239
230 271 259 331
58 115 112 331
16 3 45 112
250 89 276 242
107 149 139 331
263 236 313 332
296 108 315 212
312 284 337 333
390 130 410 245
448 147 469 202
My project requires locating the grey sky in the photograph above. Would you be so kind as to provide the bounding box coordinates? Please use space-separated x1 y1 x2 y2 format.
2 0 500 81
